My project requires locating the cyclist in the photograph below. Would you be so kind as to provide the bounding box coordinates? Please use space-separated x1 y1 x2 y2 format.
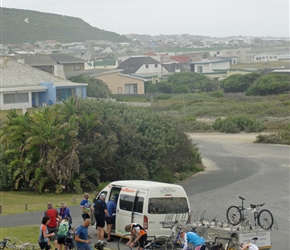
179 228 205 250
124 223 147 250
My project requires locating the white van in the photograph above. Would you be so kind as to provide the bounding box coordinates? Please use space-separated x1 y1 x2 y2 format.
98 180 190 238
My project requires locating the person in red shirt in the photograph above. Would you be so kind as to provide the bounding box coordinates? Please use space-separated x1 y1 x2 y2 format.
44 202 62 250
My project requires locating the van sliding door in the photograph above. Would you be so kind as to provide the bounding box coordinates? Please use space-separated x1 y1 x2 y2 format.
115 187 138 235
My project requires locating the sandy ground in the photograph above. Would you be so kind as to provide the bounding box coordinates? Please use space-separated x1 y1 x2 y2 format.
188 132 270 143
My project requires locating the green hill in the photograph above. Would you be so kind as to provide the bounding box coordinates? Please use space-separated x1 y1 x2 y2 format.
0 8 129 44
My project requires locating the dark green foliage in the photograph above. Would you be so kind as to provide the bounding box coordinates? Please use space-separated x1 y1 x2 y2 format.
220 73 261 93
155 94 172 100
173 85 190 93
255 132 290 145
168 72 216 92
1 8 129 44
209 91 224 98
0 98 202 192
69 75 111 98
213 115 264 133
246 73 290 96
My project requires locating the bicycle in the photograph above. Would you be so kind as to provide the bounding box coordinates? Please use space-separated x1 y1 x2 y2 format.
226 196 274 230
0 238 38 250
149 225 197 250
118 234 140 250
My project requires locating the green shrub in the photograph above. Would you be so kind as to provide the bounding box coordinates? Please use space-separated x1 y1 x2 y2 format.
255 132 290 145
213 115 264 133
156 94 172 100
210 91 224 98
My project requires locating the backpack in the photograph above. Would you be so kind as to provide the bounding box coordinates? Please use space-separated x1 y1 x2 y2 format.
57 221 70 238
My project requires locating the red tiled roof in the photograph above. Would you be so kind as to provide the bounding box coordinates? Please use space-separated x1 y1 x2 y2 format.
170 55 191 63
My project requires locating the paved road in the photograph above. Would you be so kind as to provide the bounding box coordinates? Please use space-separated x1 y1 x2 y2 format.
1 133 289 249
182 133 290 250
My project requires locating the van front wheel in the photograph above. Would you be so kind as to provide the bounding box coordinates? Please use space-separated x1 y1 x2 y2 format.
118 234 140 250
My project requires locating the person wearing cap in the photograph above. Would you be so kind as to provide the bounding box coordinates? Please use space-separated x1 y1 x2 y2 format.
93 193 110 244
180 228 205 250
44 202 62 250
106 194 118 242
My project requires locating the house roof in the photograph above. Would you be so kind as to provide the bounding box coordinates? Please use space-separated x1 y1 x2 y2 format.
170 55 191 63
65 68 116 78
93 70 146 82
49 54 87 64
189 58 231 64
0 57 87 90
116 56 160 74
20 55 56 66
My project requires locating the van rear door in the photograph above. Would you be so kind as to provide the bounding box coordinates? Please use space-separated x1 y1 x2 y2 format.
115 187 138 235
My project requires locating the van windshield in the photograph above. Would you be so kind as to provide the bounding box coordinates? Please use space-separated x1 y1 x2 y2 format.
148 197 189 214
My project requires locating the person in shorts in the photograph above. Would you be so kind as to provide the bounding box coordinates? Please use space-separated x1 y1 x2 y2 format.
105 194 118 242
44 202 62 250
38 216 56 250
124 223 147 250
93 193 110 243
57 216 72 250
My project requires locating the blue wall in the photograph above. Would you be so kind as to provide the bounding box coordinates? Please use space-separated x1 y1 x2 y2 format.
39 82 56 105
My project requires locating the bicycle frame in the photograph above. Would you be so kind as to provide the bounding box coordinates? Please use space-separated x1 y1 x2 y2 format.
239 197 263 227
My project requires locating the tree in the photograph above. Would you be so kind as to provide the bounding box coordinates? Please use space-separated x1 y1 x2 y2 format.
69 74 111 98
246 73 290 96
220 73 261 93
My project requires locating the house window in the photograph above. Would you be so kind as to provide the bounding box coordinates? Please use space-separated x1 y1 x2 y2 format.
4 93 29 104
196 66 203 73
56 88 75 101
155 64 158 68
146 64 149 68
125 84 137 94
74 64 81 71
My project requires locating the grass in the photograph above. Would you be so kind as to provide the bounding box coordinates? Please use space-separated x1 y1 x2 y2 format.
0 226 40 245
0 191 91 215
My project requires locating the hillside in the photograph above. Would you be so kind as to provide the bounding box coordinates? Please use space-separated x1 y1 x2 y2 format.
0 8 129 44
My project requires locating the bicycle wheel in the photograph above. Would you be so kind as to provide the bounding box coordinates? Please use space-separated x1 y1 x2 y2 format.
118 234 140 250
153 237 173 250
258 209 274 230
226 206 242 226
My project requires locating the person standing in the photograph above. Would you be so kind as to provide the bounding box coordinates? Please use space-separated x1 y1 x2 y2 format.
93 193 110 243
44 202 62 250
80 193 92 220
59 202 72 221
38 216 56 250
75 218 91 250
106 194 118 242
179 229 205 250
57 216 72 250
80 193 92 239
124 223 147 250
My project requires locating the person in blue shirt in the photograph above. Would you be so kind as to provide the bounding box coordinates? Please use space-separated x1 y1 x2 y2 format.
180 229 205 250
106 194 118 242
74 218 91 250
59 202 72 222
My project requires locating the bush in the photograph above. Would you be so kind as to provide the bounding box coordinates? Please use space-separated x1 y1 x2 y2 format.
255 132 290 145
155 94 172 100
209 91 224 98
212 115 264 133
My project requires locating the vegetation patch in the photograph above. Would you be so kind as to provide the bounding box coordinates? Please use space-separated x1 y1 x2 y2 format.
255 132 290 145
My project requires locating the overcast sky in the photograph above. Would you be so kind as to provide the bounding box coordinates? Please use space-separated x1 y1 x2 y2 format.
1 0 289 37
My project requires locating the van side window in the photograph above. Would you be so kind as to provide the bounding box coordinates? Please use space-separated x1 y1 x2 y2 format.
119 194 144 213
148 197 189 214
120 194 135 211
133 196 144 213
